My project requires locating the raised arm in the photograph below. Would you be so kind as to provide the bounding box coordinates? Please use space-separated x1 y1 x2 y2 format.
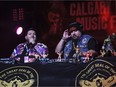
55 29 71 54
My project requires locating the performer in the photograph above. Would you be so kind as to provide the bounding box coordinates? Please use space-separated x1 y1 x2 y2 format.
101 33 116 57
102 35 114 52
55 22 98 63
10 28 49 64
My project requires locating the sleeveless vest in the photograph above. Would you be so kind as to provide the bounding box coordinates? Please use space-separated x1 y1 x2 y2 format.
64 35 93 62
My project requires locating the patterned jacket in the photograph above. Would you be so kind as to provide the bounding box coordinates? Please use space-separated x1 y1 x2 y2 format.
10 42 48 63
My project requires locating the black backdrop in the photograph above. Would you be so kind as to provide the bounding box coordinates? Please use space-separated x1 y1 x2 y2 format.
0 57 116 87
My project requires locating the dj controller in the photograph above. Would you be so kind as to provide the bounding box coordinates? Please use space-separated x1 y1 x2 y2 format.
0 58 78 64
38 58 77 64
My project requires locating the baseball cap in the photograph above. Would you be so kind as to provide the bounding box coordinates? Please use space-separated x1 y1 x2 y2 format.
67 22 83 34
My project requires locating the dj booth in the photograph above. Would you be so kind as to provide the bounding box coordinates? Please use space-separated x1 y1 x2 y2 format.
0 57 116 87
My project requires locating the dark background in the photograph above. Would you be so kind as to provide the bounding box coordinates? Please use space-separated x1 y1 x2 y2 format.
0 1 116 58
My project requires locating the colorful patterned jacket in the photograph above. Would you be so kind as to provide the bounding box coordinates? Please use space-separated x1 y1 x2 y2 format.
10 42 48 63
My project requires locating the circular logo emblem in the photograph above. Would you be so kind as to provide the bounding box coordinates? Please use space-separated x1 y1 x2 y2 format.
75 59 116 87
0 66 39 87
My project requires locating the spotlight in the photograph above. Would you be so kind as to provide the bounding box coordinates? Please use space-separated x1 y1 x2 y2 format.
16 27 23 35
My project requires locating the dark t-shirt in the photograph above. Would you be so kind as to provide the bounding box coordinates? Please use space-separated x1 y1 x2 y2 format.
88 38 98 52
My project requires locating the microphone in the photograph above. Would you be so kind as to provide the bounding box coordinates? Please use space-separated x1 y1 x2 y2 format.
27 38 35 48
29 37 35 44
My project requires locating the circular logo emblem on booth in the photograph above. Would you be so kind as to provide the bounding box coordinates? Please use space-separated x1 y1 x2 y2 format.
0 66 39 87
75 59 116 87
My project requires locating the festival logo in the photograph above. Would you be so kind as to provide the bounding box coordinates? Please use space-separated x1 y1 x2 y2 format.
75 59 116 87
0 66 39 87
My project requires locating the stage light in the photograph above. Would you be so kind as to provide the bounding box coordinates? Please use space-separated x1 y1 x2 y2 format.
16 27 23 35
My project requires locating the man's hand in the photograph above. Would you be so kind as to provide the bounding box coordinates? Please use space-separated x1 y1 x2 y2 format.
62 29 71 40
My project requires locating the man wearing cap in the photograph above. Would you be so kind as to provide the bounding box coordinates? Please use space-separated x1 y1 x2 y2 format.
55 22 98 63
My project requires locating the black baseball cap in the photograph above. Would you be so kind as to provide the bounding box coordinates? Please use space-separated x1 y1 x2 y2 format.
67 22 83 34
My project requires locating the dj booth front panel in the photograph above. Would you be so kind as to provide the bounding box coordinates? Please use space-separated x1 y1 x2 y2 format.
0 57 116 87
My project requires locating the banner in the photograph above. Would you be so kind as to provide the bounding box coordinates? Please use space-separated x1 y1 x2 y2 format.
0 57 116 86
